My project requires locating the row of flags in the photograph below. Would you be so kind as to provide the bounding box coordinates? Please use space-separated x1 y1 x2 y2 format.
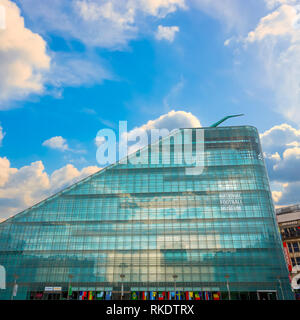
132 291 221 300
78 291 112 300
77 290 221 300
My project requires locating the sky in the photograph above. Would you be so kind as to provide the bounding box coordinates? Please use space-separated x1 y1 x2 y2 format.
1 0 300 220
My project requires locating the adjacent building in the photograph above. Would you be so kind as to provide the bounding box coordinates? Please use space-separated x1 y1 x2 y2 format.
0 126 294 300
276 205 300 300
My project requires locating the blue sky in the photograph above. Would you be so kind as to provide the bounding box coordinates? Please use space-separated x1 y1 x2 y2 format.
1 0 300 220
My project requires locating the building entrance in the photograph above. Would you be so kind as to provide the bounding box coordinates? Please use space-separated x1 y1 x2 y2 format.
43 293 62 300
257 291 277 300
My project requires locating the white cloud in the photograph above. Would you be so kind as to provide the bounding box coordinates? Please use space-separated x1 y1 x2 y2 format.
0 0 186 106
47 52 112 89
49 164 100 191
124 110 201 154
198 0 300 127
190 0 260 33
260 123 300 149
0 1 112 106
155 25 179 42
18 0 186 49
0 160 50 220
246 4 298 42
224 38 232 46
274 181 300 204
82 108 97 115
264 151 281 161
272 147 300 182
42 136 69 151
0 157 16 188
42 136 86 154
0 125 5 146
265 0 297 10
137 109 201 131
0 158 100 221
272 190 283 202
126 109 201 140
261 123 300 205
241 2 300 124
140 0 186 17
0 0 50 107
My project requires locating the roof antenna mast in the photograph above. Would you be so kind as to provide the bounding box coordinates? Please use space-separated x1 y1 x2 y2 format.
210 114 244 127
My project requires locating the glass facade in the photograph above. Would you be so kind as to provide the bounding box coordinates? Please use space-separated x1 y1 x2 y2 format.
0 126 294 300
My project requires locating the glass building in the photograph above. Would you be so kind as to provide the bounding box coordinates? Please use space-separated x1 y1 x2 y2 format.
0 126 294 300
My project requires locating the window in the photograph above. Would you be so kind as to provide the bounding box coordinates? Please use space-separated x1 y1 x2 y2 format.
293 242 299 252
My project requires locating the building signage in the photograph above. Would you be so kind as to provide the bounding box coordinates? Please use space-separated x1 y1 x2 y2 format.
44 286 62 292
219 193 243 211
283 242 292 272
44 287 53 292
291 273 300 290
53 287 62 292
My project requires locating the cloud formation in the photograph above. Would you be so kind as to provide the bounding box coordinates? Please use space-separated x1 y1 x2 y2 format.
46 52 112 89
0 125 5 146
0 0 50 107
155 25 179 42
17 0 186 49
261 123 300 205
242 1 300 124
42 136 87 154
0 158 100 221
131 109 201 133
265 0 297 10
123 110 201 154
191 0 259 33
205 0 300 127
0 0 186 106
246 4 297 42
42 136 69 151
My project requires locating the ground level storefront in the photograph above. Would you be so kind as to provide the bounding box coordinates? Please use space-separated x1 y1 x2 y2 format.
27 290 280 300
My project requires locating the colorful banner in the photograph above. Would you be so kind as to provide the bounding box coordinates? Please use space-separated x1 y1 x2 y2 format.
175 291 181 300
131 291 138 300
142 291 148 300
204 292 212 300
82 291 87 300
213 292 220 300
158 292 165 300
105 291 112 300
184 291 194 300
88 291 93 300
283 242 293 272
96 292 104 300
150 291 157 300
194 292 200 300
